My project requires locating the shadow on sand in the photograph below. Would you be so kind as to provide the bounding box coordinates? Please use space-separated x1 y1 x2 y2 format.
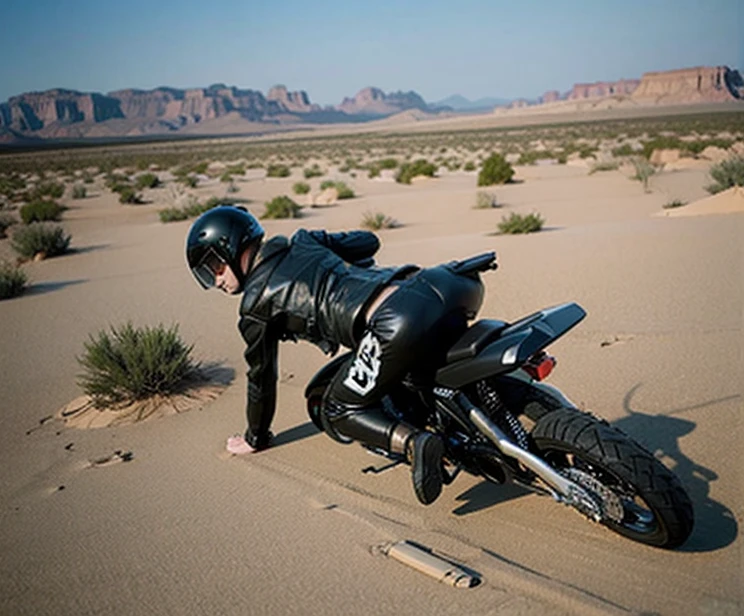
26 279 87 296
613 383 738 553
272 421 320 448
450 383 738 552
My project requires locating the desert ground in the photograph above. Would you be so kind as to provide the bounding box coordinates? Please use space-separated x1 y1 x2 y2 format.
1 113 742 615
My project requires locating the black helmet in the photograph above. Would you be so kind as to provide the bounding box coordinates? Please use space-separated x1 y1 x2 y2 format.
186 205 264 291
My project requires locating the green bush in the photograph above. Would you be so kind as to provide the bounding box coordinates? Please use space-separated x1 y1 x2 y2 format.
226 163 246 176
0 260 27 299
11 223 71 259
367 165 381 179
176 175 199 188
396 159 437 184
478 153 514 186
611 144 635 157
0 212 17 237
641 136 684 159
588 161 620 174
463 161 476 172
266 164 291 178
263 195 302 219
631 157 657 192
105 173 130 189
0 174 27 198
32 181 65 199
72 184 87 199
118 186 143 204
135 173 161 189
77 322 201 408
663 199 687 209
220 172 233 183
293 182 311 195
706 156 744 194
303 164 324 179
334 182 355 199
497 212 544 234
20 199 64 224
378 158 399 170
361 211 398 230
475 191 498 209
159 208 190 223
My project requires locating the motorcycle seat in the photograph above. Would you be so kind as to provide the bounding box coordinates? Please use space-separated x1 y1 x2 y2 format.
446 318 508 363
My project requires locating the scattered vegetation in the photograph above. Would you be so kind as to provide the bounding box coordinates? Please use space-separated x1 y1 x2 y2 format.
706 155 744 194
588 160 620 174
77 322 201 408
0 213 18 237
319 180 355 199
262 195 302 219
158 196 228 223
135 173 161 189
266 164 291 178
631 157 657 192
497 212 544 234
117 186 144 204
0 260 27 300
361 211 398 230
71 184 87 199
20 199 65 224
293 182 311 195
475 191 499 209
11 223 71 259
31 181 65 200
396 159 437 184
478 153 515 186
303 164 324 179
663 199 687 209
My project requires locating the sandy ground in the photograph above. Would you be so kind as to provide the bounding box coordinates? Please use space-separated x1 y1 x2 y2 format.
1 154 742 616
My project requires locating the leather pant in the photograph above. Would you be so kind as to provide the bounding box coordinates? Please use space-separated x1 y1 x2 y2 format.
321 265 482 454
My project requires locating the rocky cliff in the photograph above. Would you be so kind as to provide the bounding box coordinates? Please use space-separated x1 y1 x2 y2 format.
631 66 742 103
566 79 640 100
336 87 429 116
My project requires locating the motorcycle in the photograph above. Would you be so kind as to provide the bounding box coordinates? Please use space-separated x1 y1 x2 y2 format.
304 252 694 549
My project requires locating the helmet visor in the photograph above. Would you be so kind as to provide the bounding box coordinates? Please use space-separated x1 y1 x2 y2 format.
192 248 228 289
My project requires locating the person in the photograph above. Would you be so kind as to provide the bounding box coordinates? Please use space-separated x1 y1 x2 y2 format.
185 205 484 505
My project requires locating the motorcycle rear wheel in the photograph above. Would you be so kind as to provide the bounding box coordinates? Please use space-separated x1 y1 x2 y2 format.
531 407 694 549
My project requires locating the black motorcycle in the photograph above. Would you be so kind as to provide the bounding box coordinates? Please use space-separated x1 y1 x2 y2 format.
304 252 694 549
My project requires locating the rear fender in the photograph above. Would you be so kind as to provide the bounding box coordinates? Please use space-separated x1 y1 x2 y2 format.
435 302 586 389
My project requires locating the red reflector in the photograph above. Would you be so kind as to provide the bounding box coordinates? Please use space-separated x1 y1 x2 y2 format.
524 355 556 381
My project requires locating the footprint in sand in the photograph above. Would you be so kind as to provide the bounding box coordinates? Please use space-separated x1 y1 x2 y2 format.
600 334 635 348
88 450 134 468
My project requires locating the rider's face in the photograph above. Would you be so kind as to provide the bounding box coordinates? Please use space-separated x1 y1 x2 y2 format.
215 263 240 295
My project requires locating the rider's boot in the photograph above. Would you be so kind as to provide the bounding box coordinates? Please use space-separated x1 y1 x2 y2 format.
391 425 445 505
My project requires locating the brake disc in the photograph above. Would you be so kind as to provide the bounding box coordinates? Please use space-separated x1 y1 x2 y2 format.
562 467 625 524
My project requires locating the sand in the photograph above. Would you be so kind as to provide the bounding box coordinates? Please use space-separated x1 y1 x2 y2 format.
1 148 742 615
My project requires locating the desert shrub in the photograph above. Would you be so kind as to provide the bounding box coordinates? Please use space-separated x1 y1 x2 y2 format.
497 212 544 235
293 182 311 195
71 184 87 199
334 182 355 199
159 208 190 223
262 195 302 219
77 322 201 408
517 150 557 165
20 199 64 224
176 175 199 188
266 164 291 178
478 153 514 186
367 165 381 179
31 181 65 199
663 199 687 209
0 213 17 237
396 159 437 184
378 158 399 170
588 161 620 174
641 136 684 159
475 191 498 209
135 173 161 189
118 186 143 204
611 144 635 157
0 174 27 197
463 161 476 172
706 156 744 194
631 157 657 192
11 223 71 259
0 260 27 300
104 173 130 189
303 164 324 179
361 211 398 230
226 163 246 176
220 172 233 183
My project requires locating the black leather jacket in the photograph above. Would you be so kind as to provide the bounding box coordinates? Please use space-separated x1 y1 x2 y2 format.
238 229 415 448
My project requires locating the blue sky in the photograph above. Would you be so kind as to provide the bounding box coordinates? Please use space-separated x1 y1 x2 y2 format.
1 0 741 105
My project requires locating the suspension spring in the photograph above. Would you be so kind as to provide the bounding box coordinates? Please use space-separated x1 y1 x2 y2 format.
476 380 530 450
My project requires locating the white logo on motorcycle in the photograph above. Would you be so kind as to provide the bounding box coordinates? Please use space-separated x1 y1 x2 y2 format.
343 331 382 396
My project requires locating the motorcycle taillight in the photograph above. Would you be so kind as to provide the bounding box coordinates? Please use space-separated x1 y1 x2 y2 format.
524 352 556 381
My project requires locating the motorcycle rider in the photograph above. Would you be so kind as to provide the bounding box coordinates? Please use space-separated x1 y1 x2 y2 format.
186 205 484 505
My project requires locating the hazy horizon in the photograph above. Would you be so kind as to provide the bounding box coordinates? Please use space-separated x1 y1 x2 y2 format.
1 0 741 105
